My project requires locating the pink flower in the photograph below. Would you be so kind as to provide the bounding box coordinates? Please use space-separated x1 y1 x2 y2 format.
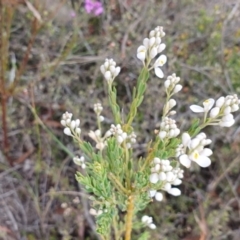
84 0 104 16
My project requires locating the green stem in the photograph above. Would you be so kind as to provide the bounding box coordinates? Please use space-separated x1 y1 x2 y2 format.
124 67 149 131
108 84 121 124
108 173 129 195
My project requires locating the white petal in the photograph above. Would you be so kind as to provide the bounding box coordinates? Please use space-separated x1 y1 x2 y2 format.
149 173 159 184
210 107 220 118
216 96 225 107
60 120 66 126
154 67 164 78
114 66 121 77
63 127 72 136
100 65 105 74
200 148 213 157
159 172 166 181
222 114 233 122
231 104 239 112
153 157 161 164
150 47 158 59
203 98 215 112
189 138 200 149
196 132 206 140
163 183 171 191
75 119 80 127
137 52 146 61
159 131 167 139
75 128 81 135
166 172 175 182
149 190 157 197
194 155 211 168
149 37 156 47
173 84 182 94
168 99 176 108
149 223 156 229
179 154 191 168
143 38 149 48
182 133 191 147
164 79 170 89
223 106 231 115
137 45 146 53
154 54 167 67
142 215 151 224
190 105 204 113
70 120 76 129
220 119 235 127
173 178 182 185
157 43 166 53
104 71 112 81
167 188 181 196
155 192 163 201
174 128 180 137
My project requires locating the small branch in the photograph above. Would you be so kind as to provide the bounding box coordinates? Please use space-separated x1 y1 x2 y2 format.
108 173 129 195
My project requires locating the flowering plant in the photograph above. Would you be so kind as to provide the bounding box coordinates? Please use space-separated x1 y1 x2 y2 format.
84 0 104 16
61 27 240 240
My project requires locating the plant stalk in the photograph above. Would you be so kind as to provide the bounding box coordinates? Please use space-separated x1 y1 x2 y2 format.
124 195 134 240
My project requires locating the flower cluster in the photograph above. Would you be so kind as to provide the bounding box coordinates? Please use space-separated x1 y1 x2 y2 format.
73 156 86 169
141 215 156 229
137 26 167 78
159 117 180 139
100 58 121 84
149 158 183 201
94 103 103 114
105 124 127 144
176 132 212 168
164 73 182 96
61 112 81 137
89 129 105 150
163 98 177 116
190 94 240 127
60 26 240 236
126 132 137 149
94 103 104 122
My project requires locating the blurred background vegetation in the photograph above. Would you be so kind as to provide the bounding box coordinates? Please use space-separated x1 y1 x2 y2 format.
0 0 240 239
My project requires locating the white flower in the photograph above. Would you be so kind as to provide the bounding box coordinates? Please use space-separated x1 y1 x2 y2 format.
141 215 156 229
137 45 147 61
73 156 86 168
190 98 215 113
177 132 212 168
94 103 103 114
88 130 105 150
159 117 180 139
100 58 121 83
154 55 167 78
